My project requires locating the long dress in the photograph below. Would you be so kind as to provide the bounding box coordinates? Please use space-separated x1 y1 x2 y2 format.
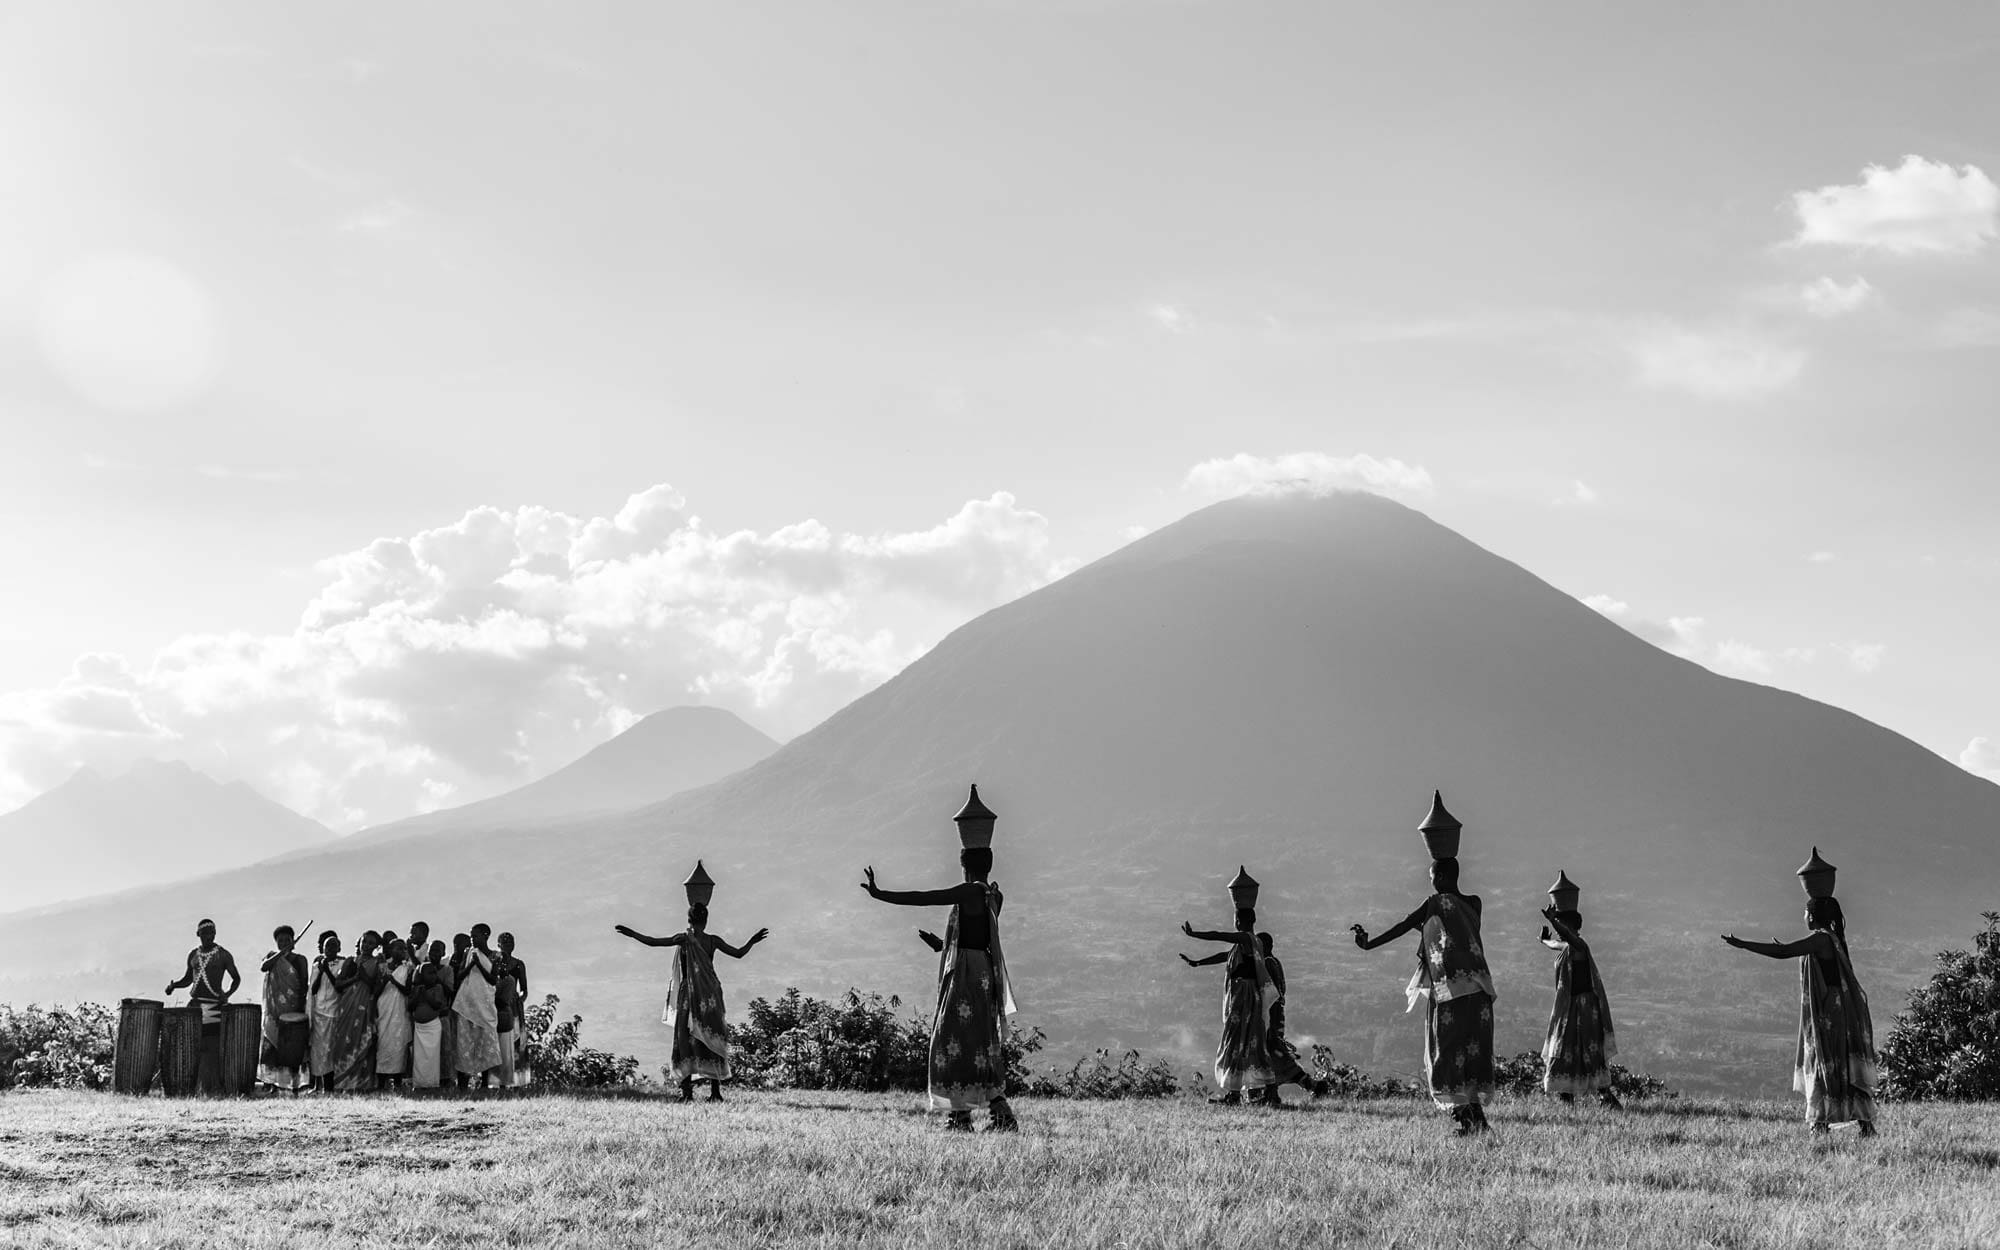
928 885 1017 1111
1542 935 1617 1095
328 960 378 1091
1797 939 1877 1127
663 934 732 1082
453 949 504 1077
409 967 448 1089
1214 942 1279 1093
1263 955 1315 1089
375 962 413 1076
309 958 342 1079
1402 892 1497 1108
259 951 309 1089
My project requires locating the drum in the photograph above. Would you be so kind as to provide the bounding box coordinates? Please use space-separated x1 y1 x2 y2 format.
221 1003 262 1095
157 1005 203 1097
269 1013 311 1070
113 998 162 1095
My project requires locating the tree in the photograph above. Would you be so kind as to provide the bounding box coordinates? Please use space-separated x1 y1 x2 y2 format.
1880 912 2000 1101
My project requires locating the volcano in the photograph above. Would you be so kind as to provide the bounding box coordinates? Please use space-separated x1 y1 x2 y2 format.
3 492 1992 1094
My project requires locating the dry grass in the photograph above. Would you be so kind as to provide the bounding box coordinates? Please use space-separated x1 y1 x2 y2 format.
0 1088 1995 1248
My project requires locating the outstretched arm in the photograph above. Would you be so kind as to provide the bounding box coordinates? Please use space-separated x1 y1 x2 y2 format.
860 867 982 908
1351 903 1428 952
1178 951 1229 967
614 925 682 948
165 952 195 996
1180 921 1252 946
1721 931 1831 961
917 929 944 953
714 929 770 959
1541 906 1583 948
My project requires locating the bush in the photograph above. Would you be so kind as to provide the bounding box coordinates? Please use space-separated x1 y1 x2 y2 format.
1019 1047 1178 1099
1880 911 2000 1101
0 1003 116 1091
731 988 930 1091
519 994 641 1089
1308 1045 1419 1099
1493 1050 1676 1100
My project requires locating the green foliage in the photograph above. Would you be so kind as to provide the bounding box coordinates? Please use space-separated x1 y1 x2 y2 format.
1881 912 2000 1101
519 994 641 1089
1491 1050 1676 1100
1307 1045 1421 1099
1018 1048 1179 1099
0 1002 116 1091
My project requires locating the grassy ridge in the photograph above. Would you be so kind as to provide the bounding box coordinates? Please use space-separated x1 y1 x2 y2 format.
1 1090 1996 1247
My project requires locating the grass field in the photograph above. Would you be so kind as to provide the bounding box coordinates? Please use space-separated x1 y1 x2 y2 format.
1 1088 1996 1248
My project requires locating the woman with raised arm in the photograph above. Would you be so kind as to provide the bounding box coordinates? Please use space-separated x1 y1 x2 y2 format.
1350 791 1497 1135
861 785 1019 1133
1720 848 1878 1136
1179 867 1280 1106
1538 871 1620 1109
615 861 769 1103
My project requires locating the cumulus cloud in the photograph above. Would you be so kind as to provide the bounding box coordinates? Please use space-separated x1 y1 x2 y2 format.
0 486 1075 827
1790 156 1999 255
1962 737 2000 783
1580 596 1706 657
1833 641 1887 674
1631 324 1805 400
1798 276 1876 319
1184 452 1435 501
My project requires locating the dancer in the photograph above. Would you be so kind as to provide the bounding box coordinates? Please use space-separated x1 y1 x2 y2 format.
328 931 380 1091
496 932 529 1083
257 924 311 1094
164 918 239 1096
1720 848 1878 1136
1258 932 1329 1100
453 925 503 1089
1179 868 1280 1106
617 861 768 1102
1350 790 1497 1135
1538 871 1620 1108
308 931 344 1092
861 784 1019 1132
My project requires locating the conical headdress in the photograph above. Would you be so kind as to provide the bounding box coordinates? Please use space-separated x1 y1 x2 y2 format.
683 859 715 908
1419 789 1462 860
953 784 996 850
1796 846 1836 900
1547 870 1580 911
1226 865 1260 910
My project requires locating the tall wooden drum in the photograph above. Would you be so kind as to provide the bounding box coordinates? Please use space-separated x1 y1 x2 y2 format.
157 1005 203 1097
113 998 162 1095
222 1003 262 1095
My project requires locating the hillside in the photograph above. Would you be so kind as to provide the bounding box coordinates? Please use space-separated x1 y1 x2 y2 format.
0 760 334 913
337 706 779 849
1 493 1993 1094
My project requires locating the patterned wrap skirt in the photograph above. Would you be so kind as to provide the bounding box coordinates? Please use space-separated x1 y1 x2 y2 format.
1542 950 1616 1095
929 947 1006 1110
1423 991 1496 1108
1214 975 1278 1093
1797 951 1877 1127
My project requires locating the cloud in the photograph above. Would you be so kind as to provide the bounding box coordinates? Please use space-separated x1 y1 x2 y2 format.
1147 304 1192 333
1833 641 1887 674
1562 480 1600 507
1798 276 1876 319
1631 324 1805 400
1581 596 1705 657
1790 156 1999 255
1712 640 1771 675
1184 452 1435 501
1962 737 2000 783
1928 307 2000 349
0 486 1075 828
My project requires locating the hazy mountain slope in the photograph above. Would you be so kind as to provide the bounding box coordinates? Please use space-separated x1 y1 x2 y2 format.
339 706 779 849
1 493 1991 1095
0 761 335 912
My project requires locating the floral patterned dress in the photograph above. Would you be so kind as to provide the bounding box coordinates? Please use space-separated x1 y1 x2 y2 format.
1541 936 1616 1095
327 959 378 1091
663 933 731 1081
1402 892 1496 1108
928 885 1017 1111
1214 942 1279 1093
1796 938 1877 1127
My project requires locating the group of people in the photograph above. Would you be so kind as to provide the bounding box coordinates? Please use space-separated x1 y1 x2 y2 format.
165 918 531 1095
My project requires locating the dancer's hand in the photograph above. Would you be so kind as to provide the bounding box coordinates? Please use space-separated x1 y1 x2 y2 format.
1179 920 1195 938
1178 953 1199 967
748 928 770 946
614 924 636 939
860 866 881 898
1719 933 1742 948
1349 924 1369 949
917 930 941 948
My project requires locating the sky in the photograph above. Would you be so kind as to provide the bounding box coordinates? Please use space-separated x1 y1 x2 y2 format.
1 1 1996 828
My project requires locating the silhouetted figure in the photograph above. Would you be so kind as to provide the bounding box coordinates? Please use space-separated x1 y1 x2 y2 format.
454 924 503 1090
1351 792 1497 1135
617 860 769 1103
862 785 1019 1132
1180 867 1282 1106
1258 932 1329 1100
165 918 239 1097
1720 848 1878 1135
257 924 310 1094
1538 871 1620 1109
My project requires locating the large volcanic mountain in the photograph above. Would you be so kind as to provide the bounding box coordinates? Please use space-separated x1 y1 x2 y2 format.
3 493 1992 1093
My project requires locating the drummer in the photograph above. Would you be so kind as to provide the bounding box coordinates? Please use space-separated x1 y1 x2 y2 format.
164 918 240 1095
258 925 311 1094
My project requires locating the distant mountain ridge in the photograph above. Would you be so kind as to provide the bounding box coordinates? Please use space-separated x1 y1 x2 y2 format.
340 706 780 848
0 760 334 912
0 493 1993 1096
